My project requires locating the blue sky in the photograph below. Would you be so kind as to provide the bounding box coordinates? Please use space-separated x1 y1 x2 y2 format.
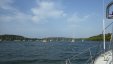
0 0 112 38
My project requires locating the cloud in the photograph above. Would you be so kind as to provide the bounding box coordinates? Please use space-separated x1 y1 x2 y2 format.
0 13 32 22
0 0 90 24
67 13 90 24
31 1 66 22
0 0 98 38
0 0 66 23
0 0 32 22
65 13 92 36
0 0 91 26
0 0 17 11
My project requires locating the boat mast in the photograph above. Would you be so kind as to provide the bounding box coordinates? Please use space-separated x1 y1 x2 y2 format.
103 19 106 52
103 0 106 53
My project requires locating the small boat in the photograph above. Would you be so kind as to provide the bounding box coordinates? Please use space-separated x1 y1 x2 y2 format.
71 39 75 42
82 40 84 42
42 39 47 42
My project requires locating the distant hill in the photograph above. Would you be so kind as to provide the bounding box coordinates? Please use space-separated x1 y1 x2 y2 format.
86 33 111 41
0 34 40 41
0 34 24 41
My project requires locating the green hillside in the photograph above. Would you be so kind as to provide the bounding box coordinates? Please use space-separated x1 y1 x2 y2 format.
86 33 111 41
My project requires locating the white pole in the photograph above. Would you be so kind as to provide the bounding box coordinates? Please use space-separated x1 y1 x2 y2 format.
103 19 106 52
103 0 106 52
111 24 113 64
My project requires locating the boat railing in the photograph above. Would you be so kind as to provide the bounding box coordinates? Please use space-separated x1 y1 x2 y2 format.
65 42 112 64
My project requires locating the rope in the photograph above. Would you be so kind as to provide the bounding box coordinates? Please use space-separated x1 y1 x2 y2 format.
69 45 98 60
105 22 113 30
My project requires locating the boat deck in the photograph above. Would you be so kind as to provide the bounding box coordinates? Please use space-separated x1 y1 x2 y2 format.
94 51 112 64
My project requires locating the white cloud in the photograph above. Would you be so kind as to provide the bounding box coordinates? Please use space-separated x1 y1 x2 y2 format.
66 13 91 34
0 0 90 24
67 13 90 24
0 0 16 11
0 0 32 22
0 0 97 38
0 0 66 23
0 13 32 22
31 1 66 22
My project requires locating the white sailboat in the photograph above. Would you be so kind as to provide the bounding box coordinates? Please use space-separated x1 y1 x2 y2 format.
94 0 113 64
71 39 75 42
42 39 47 42
65 0 113 64
82 39 84 42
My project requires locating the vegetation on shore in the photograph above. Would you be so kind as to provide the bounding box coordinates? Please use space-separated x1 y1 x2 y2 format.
86 33 111 41
0 34 76 42
0 34 40 41
0 33 111 42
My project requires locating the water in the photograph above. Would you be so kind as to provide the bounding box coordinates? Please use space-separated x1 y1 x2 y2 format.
0 41 110 64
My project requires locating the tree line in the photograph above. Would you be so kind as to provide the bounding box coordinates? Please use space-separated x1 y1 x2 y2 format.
86 33 111 41
0 33 111 42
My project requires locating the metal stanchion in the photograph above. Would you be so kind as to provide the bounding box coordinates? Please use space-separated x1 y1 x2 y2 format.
111 24 113 64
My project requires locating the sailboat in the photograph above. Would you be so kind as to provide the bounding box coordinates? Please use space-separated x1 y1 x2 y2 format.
94 1 113 64
71 39 75 42
82 39 84 42
65 0 113 64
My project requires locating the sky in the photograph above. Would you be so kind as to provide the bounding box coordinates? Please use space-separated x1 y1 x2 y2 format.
0 0 112 38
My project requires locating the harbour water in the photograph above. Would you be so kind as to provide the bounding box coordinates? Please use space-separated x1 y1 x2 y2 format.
0 41 110 64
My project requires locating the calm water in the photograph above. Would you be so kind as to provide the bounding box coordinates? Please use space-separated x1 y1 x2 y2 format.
0 41 110 64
